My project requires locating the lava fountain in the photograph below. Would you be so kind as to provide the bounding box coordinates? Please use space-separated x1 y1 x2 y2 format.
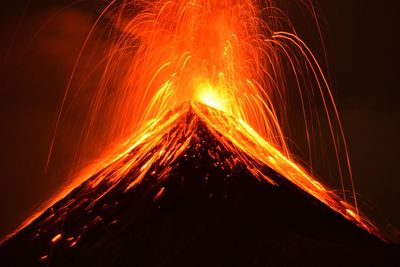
9 0 384 243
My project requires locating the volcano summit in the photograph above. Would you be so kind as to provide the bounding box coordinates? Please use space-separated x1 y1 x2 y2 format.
1 102 399 266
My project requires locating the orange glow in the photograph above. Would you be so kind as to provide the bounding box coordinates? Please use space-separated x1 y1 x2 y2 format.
51 233 62 243
5 0 385 245
39 255 48 261
195 82 226 111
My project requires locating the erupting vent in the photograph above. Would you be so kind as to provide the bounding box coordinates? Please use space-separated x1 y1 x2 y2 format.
2 0 399 266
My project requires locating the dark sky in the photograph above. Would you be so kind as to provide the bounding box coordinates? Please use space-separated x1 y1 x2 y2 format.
1 0 399 241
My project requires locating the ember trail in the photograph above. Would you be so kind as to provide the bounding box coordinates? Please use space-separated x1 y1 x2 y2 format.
2 0 387 257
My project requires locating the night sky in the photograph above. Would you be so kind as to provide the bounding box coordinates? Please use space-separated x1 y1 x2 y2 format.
1 0 399 241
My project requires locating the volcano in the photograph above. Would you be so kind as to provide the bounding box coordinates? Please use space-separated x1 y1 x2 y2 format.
1 102 399 266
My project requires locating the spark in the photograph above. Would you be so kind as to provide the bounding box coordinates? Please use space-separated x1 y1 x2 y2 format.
39 255 48 261
153 187 165 202
51 233 62 243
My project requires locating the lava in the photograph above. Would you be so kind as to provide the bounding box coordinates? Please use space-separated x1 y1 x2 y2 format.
3 0 386 248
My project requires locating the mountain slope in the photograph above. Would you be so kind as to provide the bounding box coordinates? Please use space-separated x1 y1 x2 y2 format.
1 102 399 266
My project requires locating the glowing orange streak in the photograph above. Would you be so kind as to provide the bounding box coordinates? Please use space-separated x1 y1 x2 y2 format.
46 0 118 170
264 38 313 166
273 31 357 211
